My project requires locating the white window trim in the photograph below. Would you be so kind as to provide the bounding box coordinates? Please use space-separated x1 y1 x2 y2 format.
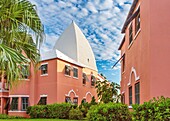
9 95 29 97
135 3 140 11
134 28 141 40
41 63 48 65
8 110 26 113
40 94 48 97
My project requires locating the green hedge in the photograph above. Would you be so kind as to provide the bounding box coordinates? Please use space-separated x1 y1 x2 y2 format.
69 108 83 120
132 96 170 121
0 114 24 119
87 103 131 121
27 103 73 119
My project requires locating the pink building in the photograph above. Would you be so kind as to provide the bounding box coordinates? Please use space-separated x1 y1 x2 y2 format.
119 0 170 107
0 22 99 117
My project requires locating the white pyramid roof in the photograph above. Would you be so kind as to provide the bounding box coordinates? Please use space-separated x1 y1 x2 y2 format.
53 21 97 71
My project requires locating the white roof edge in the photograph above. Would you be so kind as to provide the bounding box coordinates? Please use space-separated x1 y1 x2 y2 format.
40 49 84 67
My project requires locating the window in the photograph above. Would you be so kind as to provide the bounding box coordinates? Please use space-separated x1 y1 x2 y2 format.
21 97 29 111
40 64 48 75
38 97 47 105
73 68 78 78
73 97 78 104
21 65 29 79
129 86 132 105
11 97 18 110
65 65 71 76
91 75 96 86
135 9 140 34
82 73 87 85
121 94 125 104
135 82 140 104
65 97 71 103
129 24 133 45
122 55 125 72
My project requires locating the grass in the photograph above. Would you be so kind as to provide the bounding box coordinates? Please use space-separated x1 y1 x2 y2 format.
0 119 83 121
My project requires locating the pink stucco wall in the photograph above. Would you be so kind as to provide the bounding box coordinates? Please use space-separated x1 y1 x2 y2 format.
5 58 97 117
120 0 170 106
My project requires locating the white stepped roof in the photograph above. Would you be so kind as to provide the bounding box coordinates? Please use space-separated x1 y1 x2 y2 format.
53 21 97 71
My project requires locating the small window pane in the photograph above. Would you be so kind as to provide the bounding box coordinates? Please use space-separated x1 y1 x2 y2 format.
91 75 96 86
38 97 47 105
22 97 29 111
135 82 140 104
11 97 18 111
21 65 29 79
41 64 48 75
129 24 133 45
129 86 132 105
122 55 125 72
73 98 78 104
73 68 78 78
65 97 71 103
135 11 140 34
82 73 87 84
65 65 71 76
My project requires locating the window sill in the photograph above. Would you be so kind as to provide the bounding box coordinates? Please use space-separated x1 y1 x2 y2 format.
22 79 30 81
8 110 26 112
127 82 131 86
128 28 141 50
73 77 78 79
128 106 132 109
82 84 86 86
122 71 125 75
128 40 134 50
134 28 141 40
65 75 71 78
41 74 48 76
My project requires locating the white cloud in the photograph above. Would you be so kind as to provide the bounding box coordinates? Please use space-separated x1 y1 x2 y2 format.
28 0 133 81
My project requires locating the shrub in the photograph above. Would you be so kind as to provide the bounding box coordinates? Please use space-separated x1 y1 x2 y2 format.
132 96 170 121
87 102 131 121
27 103 72 119
79 97 97 117
0 114 24 119
69 108 83 120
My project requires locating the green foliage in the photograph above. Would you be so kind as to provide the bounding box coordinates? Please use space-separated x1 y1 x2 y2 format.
69 108 83 120
132 96 170 121
95 79 120 103
27 103 72 119
90 96 97 105
79 97 97 117
0 114 24 119
0 0 44 87
87 102 131 121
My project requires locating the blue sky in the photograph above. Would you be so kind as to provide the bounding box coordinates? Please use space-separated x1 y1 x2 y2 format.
29 0 133 84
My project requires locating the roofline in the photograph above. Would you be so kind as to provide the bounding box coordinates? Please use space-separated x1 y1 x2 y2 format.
40 57 84 68
121 0 139 33
118 36 125 50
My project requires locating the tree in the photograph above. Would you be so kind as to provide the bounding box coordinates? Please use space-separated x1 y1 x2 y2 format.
0 0 44 87
95 78 120 103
